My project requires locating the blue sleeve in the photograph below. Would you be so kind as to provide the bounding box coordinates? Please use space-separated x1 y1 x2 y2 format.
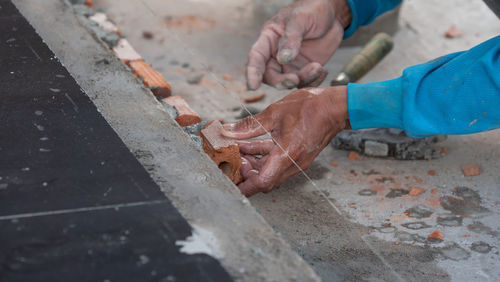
344 0 402 38
347 35 500 138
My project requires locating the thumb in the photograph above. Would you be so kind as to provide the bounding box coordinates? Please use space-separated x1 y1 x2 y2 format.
277 15 305 65
221 113 273 140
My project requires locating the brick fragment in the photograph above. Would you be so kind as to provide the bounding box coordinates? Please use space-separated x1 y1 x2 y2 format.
129 60 171 98
201 121 242 184
244 93 266 103
408 187 426 196
162 96 201 126
330 161 338 167
222 74 233 81
348 151 362 160
428 170 436 176
428 229 444 240
461 164 481 176
112 39 142 63
444 25 463 38
84 0 94 8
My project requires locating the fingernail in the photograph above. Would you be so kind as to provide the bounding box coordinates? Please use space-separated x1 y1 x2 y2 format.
278 49 293 64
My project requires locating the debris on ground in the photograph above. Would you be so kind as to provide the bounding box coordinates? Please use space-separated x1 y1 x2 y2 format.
428 170 436 176
142 31 154 39
244 93 266 103
332 128 447 160
237 106 261 119
222 74 233 81
409 187 426 196
428 229 444 240
348 151 363 160
186 72 204 85
444 25 463 38
461 164 481 176
330 161 339 167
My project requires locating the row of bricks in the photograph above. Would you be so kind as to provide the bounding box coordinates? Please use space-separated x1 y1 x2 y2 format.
84 3 242 185
84 3 172 98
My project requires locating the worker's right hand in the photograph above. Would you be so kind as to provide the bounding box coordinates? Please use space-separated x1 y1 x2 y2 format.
222 86 349 197
246 0 352 90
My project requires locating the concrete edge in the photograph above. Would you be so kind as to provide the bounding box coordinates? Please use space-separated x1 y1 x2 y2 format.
12 0 320 281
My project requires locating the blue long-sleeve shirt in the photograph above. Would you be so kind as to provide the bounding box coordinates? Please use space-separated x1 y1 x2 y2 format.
344 0 500 137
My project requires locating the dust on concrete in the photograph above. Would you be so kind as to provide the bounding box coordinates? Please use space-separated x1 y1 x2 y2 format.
251 180 449 281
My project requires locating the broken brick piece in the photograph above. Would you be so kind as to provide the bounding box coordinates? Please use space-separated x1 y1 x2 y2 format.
112 39 142 63
408 187 426 196
461 164 481 176
84 0 94 8
428 229 444 240
348 151 362 160
201 120 242 184
428 170 436 176
244 93 266 103
222 74 233 81
330 161 339 167
129 60 171 98
162 96 201 126
444 25 463 38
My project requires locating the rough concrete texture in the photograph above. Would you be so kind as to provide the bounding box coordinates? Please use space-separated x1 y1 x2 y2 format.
31 0 500 280
332 128 448 160
12 0 320 281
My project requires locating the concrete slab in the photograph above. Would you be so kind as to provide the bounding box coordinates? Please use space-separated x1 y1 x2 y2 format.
48 0 500 280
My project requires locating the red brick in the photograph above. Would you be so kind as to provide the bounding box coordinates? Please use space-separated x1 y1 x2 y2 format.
201 121 242 184
129 60 171 98
162 96 201 126
461 164 481 176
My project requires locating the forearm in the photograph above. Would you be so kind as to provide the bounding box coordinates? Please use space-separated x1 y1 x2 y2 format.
347 35 500 137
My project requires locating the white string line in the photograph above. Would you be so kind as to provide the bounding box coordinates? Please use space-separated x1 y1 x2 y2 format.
137 0 342 212
137 2 407 279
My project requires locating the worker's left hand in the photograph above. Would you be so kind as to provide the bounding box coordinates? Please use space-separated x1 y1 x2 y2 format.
222 86 349 196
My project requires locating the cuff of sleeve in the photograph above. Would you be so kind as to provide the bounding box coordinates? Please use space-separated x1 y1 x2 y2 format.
347 77 404 130
343 0 359 39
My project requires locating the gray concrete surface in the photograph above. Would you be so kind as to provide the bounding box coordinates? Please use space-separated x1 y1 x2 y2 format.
20 0 500 280
12 0 320 281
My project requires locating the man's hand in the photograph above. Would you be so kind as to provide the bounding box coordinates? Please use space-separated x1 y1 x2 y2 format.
222 86 349 196
246 0 352 90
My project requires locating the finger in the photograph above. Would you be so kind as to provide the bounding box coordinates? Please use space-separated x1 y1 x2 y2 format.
238 171 262 197
221 111 273 140
237 139 275 155
240 157 254 179
297 62 328 88
277 13 306 65
242 154 269 171
247 28 280 90
262 59 300 89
